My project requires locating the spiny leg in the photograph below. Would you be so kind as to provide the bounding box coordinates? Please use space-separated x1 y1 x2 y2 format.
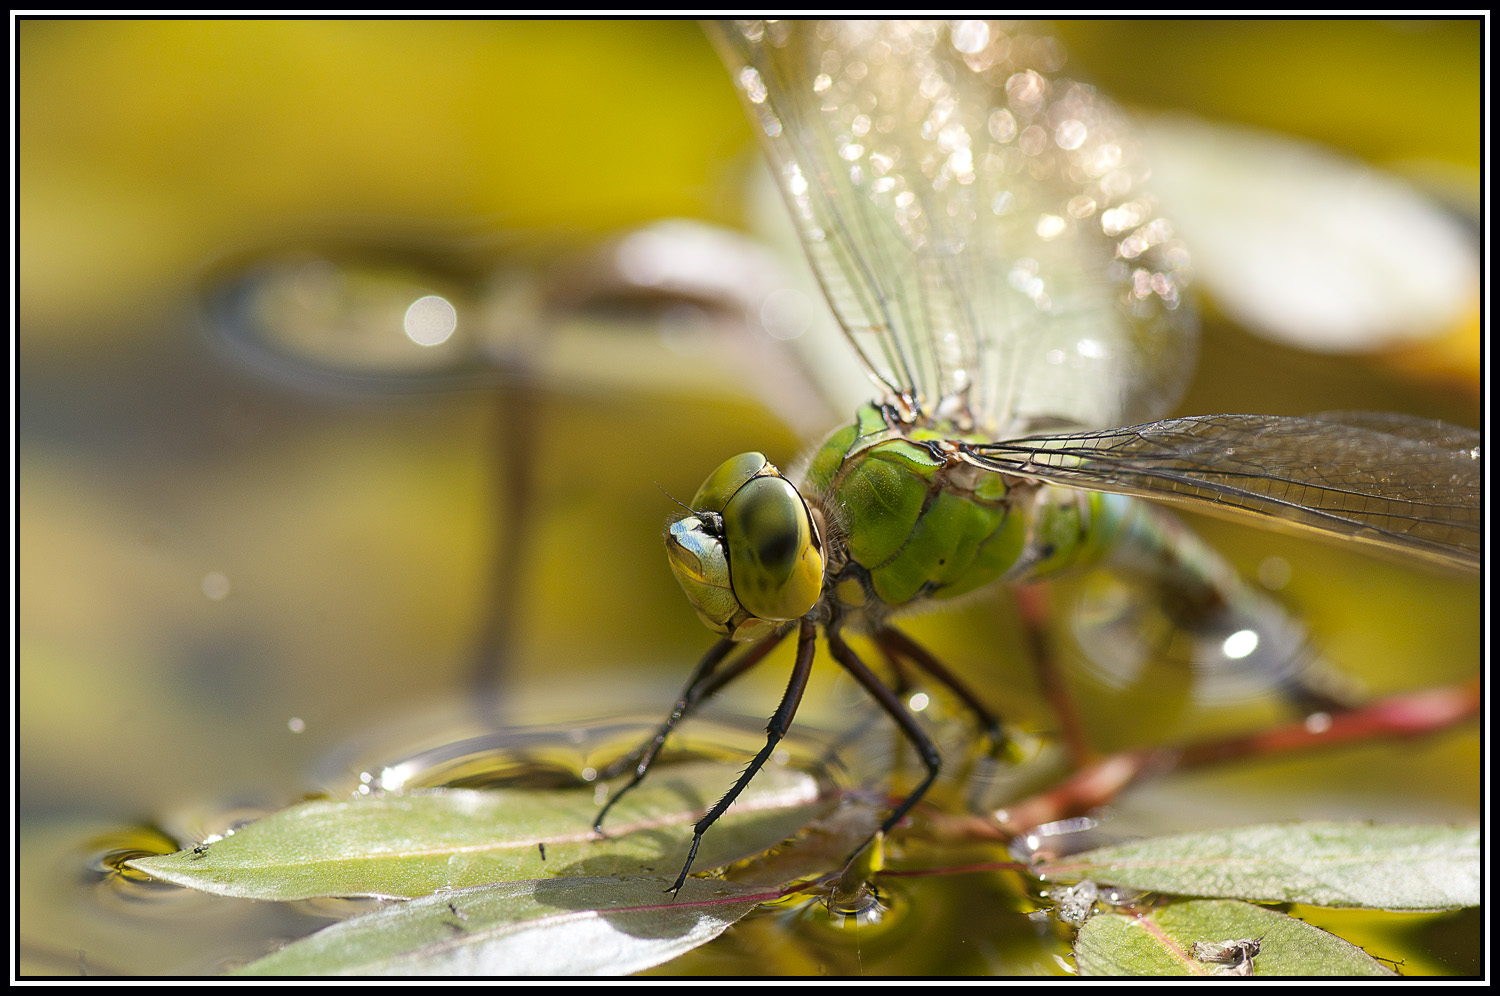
823 648 910 774
688 628 794 717
667 617 817 895
825 626 943 852
1015 584 1095 766
873 637 912 695
875 626 1006 747
594 629 789 832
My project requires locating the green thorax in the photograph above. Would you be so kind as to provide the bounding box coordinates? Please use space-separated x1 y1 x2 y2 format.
800 403 1130 619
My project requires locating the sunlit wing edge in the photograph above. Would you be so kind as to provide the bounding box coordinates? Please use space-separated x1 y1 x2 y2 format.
961 413 1482 574
705 20 921 413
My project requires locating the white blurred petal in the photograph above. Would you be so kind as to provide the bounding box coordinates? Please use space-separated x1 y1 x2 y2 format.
1146 115 1477 352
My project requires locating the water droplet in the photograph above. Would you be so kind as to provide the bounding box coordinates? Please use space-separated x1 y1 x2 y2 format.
403 295 456 347
1221 629 1260 660
1054 118 1088 151
1257 555 1292 590
950 20 990 55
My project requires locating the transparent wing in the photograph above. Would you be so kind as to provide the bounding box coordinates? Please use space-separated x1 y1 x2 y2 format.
963 412 1482 572
709 19 1197 435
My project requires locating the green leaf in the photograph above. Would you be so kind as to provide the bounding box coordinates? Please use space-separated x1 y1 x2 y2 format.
232 876 771 976
126 761 831 901
1075 899 1397 976
722 791 884 889
1044 823 1479 910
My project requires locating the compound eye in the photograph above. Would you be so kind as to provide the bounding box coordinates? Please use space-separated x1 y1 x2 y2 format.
691 452 768 513
722 475 823 621
664 514 738 635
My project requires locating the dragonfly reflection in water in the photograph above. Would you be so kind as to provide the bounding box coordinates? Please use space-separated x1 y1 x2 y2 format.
588 21 1482 894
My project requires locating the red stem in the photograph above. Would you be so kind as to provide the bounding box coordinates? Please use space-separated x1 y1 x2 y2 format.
994 678 1480 836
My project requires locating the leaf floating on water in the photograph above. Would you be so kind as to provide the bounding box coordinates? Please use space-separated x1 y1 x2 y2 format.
126 761 830 901
1043 822 1479 911
719 787 884 889
1075 899 1395 977
1190 936 1261 976
232 876 770 976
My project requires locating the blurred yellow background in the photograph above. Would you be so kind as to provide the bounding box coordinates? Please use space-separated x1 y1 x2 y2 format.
18 19 1481 976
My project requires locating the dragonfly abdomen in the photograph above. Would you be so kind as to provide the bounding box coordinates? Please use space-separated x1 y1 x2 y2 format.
1079 501 1349 708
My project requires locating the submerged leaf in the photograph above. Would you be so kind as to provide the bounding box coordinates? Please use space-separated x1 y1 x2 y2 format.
1046 823 1479 911
1076 899 1396 976
127 761 830 901
233 876 771 976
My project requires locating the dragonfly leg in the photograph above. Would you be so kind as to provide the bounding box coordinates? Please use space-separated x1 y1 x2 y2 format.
1015 584 1096 766
874 626 1006 748
873 639 912 695
690 627 794 712
667 617 817 894
825 626 942 849
594 628 789 833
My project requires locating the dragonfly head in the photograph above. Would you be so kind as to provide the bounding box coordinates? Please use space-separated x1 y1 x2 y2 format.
665 452 825 642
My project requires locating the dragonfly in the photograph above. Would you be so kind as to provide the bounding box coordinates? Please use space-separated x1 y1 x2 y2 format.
590 20 1482 895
